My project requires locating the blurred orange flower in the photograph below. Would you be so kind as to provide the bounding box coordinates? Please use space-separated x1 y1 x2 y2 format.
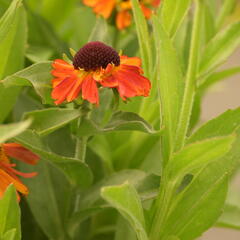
83 0 161 30
51 41 151 105
0 143 39 201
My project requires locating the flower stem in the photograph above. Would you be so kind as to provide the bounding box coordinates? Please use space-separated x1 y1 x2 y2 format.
174 0 203 152
75 135 88 162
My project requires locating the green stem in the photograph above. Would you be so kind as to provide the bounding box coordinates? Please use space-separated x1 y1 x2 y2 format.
149 171 176 240
174 0 203 152
75 136 88 162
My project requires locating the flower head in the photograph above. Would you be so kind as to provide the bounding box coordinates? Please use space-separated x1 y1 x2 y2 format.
51 41 151 105
0 143 39 200
83 0 161 30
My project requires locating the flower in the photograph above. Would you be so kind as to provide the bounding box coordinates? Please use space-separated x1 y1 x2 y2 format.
83 0 161 30
0 143 39 200
51 41 151 105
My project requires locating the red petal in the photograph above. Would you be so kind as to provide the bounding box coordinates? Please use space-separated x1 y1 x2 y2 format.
3 143 39 165
112 65 151 100
82 76 99 105
51 75 79 105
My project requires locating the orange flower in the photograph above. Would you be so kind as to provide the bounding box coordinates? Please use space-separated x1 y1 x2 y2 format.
83 0 161 30
0 143 39 200
51 41 151 105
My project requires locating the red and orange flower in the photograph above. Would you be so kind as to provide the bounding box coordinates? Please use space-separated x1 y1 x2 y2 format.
83 0 161 30
51 41 151 105
0 143 39 200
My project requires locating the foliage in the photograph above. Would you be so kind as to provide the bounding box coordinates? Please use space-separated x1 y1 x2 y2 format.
0 0 240 240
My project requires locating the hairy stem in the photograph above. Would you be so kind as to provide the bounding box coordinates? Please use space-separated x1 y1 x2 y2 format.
174 0 203 152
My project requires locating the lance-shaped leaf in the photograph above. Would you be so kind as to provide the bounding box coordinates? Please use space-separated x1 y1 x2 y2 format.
101 182 148 240
198 21 240 77
0 0 27 123
77 111 159 137
131 0 152 76
0 119 31 143
188 108 240 143
161 127 240 240
14 130 93 187
169 136 235 179
0 185 21 240
152 16 184 159
24 108 81 136
161 0 192 37
2 62 53 104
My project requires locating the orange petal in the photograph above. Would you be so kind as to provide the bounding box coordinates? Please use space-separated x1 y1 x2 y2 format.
141 4 152 19
116 10 132 30
0 169 29 196
3 143 39 165
83 0 99 7
52 59 74 71
112 65 151 100
120 55 142 68
93 0 116 19
82 75 99 105
51 75 79 105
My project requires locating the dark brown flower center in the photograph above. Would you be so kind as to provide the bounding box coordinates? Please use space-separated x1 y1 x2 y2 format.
73 41 120 71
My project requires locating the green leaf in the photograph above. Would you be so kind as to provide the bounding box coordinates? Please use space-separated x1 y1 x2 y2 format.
169 136 235 179
188 108 240 143
0 0 27 122
161 0 192 37
14 130 93 187
82 170 156 208
2 229 17 240
216 0 236 29
0 185 21 240
77 111 158 137
88 17 111 44
161 127 240 240
217 204 240 230
39 0 78 28
2 62 53 104
198 21 240 77
20 161 71 240
152 16 184 159
101 182 148 240
0 119 32 143
24 108 81 136
131 0 152 76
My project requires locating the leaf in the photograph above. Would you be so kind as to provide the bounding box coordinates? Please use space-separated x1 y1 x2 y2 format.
20 161 71 240
152 16 184 159
88 17 111 44
0 0 27 122
80 170 148 208
0 119 32 143
0 185 21 240
39 0 78 28
161 127 240 240
24 108 81 135
169 136 235 179
77 111 158 137
161 0 192 37
2 62 53 104
198 21 240 77
217 204 240 230
2 229 17 240
14 130 93 187
188 108 240 143
101 182 148 240
131 0 152 76
216 0 236 29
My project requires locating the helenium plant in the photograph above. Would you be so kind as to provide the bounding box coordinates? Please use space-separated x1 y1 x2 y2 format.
0 0 240 240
